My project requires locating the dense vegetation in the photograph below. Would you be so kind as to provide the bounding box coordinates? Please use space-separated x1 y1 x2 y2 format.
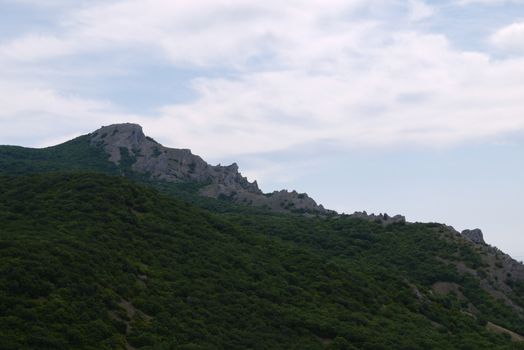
0 137 523 349
0 136 119 176
0 173 523 349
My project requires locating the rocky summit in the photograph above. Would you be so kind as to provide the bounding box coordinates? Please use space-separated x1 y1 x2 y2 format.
90 123 329 214
461 228 486 245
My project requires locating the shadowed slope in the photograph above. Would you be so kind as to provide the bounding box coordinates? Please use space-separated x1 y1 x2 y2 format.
0 173 523 349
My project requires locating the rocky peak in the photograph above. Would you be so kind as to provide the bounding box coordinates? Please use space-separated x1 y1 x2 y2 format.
89 123 328 214
91 123 146 163
461 229 486 245
349 211 406 225
265 190 328 213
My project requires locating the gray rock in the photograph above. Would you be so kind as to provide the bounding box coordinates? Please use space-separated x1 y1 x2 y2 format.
90 123 329 214
461 229 486 245
349 211 406 225
444 225 461 236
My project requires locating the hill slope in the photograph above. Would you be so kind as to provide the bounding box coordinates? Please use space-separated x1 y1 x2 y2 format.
1 173 524 349
0 123 326 214
1 125 524 349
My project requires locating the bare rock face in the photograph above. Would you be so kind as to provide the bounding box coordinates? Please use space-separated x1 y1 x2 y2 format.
349 211 406 225
90 123 329 214
461 229 486 245
265 190 328 213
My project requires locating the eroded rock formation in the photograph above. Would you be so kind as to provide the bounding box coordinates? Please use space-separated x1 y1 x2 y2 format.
90 123 329 213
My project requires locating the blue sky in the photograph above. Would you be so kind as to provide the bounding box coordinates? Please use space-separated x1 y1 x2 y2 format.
0 0 523 259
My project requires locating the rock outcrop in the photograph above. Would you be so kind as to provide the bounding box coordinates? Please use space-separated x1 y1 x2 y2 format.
349 211 406 225
90 123 329 214
461 229 486 245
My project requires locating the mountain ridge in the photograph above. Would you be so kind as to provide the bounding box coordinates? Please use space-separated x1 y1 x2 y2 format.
90 123 330 214
1 127 524 348
0 123 513 248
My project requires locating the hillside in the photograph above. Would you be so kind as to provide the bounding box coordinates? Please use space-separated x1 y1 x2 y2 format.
0 124 330 214
0 126 524 349
0 173 523 349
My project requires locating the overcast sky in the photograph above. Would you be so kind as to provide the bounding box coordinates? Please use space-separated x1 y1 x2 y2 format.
0 0 523 259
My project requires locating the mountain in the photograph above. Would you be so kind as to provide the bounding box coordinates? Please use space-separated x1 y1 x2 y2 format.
0 123 328 214
90 123 329 214
1 124 524 349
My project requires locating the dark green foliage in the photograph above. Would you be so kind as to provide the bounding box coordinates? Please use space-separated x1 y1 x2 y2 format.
0 137 523 349
0 135 118 176
0 173 523 349
118 147 138 176
152 148 162 158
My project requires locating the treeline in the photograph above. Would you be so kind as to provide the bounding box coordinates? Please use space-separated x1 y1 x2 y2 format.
0 173 523 349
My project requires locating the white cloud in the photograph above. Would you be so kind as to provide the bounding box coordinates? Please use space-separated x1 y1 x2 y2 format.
0 0 523 158
0 35 76 62
456 0 524 4
0 0 104 7
491 22 524 52
408 0 435 22
0 80 139 147
0 0 369 66
142 33 524 157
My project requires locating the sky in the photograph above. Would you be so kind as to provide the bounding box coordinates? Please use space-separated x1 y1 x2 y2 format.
0 0 523 259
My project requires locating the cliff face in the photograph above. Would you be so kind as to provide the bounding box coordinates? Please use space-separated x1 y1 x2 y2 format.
461 228 486 245
90 123 329 213
349 211 406 225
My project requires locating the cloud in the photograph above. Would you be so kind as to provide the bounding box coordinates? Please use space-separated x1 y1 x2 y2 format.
0 0 105 7
455 0 524 4
0 35 76 62
490 22 524 52
408 0 435 22
0 80 139 147
0 0 523 159
0 0 370 67
143 32 524 157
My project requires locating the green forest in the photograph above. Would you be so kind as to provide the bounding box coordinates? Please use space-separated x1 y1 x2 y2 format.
0 136 523 349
